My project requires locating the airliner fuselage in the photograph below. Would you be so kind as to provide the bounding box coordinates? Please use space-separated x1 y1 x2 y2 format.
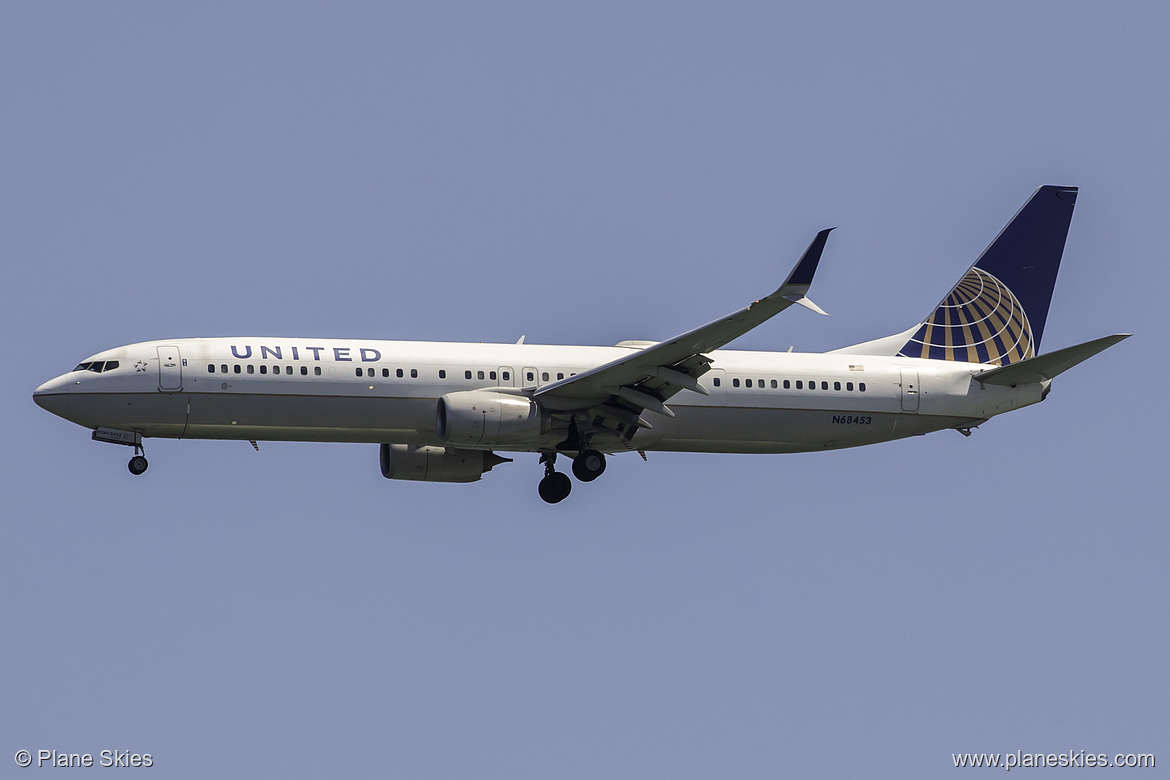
34 337 1031 453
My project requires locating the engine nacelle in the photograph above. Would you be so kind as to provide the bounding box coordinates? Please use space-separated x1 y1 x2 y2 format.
436 390 548 447
379 443 506 483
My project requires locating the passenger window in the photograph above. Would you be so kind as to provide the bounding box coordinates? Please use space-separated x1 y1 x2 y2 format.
355 368 362 377
745 379 752 388
410 369 418 378
502 371 510 381
207 364 215 373
526 371 534 381
713 377 721 387
396 369 403 378
542 372 549 381
733 378 740 387
247 365 255 374
300 366 307 376
477 370 485 380
489 371 497 380
260 365 268 375
221 365 228 373
368 368 376 377
771 379 777 388
758 379 764 387
821 381 828 390
285 366 292 375
272 365 279 374
439 370 446 379
834 381 841 391
465 370 472 379
314 366 321 376
846 382 853 391
234 365 241 374
382 368 389 378
783 379 790 389
859 382 866 392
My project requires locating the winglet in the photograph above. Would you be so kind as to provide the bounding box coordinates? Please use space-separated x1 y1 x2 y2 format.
781 228 834 290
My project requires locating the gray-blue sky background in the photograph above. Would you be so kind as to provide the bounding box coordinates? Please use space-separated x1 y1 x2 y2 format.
3 3 1165 777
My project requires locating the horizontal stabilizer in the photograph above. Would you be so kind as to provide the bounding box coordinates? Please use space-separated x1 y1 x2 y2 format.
973 333 1130 386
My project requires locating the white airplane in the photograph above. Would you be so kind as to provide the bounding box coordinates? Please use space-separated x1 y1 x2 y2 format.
35 186 1128 503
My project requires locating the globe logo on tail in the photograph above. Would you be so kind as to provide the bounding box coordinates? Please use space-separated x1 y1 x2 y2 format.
899 267 1034 365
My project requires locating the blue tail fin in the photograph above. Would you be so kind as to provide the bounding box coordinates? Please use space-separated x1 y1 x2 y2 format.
897 185 1078 365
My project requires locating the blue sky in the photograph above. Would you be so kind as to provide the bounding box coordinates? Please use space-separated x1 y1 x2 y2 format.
3 4 1166 777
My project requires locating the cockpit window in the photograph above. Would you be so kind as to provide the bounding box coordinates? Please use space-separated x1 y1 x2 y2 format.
72 360 120 373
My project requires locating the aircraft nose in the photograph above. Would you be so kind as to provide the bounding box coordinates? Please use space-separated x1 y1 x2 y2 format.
33 376 71 417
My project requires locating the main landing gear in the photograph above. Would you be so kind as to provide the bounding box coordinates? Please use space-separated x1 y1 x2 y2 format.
538 453 572 503
571 449 606 482
537 449 608 504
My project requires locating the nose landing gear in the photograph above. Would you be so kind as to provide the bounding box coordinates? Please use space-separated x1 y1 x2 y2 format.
92 427 149 476
128 454 149 475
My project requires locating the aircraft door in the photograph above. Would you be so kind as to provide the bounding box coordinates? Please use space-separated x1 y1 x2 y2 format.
157 345 183 392
899 368 920 412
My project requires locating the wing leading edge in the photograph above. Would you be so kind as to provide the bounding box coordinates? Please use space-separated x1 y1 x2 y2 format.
534 229 833 438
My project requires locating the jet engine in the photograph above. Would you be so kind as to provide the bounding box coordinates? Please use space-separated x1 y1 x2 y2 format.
380 443 509 483
436 390 548 447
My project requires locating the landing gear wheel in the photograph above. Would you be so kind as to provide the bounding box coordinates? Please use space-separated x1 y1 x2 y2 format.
572 449 606 482
538 472 572 504
128 455 149 475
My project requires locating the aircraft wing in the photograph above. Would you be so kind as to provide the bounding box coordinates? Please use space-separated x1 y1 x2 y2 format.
533 229 833 429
